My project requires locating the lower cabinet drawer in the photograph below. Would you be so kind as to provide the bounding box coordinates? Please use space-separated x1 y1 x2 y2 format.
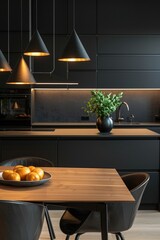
58 139 159 170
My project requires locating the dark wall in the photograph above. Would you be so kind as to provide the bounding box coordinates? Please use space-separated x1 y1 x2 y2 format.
1 0 160 88
0 1 160 123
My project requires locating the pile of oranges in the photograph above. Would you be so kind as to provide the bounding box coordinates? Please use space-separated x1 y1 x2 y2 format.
2 165 44 181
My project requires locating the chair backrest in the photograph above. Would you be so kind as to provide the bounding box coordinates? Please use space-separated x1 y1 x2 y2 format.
108 172 150 233
0 201 44 240
60 172 150 235
0 156 54 167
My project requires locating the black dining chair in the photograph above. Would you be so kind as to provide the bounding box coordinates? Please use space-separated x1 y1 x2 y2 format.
59 172 150 240
0 156 54 167
0 156 56 240
0 200 45 240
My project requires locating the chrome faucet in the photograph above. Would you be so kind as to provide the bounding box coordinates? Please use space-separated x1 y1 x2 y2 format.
116 101 129 122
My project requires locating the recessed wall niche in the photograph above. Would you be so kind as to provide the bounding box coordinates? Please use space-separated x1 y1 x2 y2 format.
31 89 160 123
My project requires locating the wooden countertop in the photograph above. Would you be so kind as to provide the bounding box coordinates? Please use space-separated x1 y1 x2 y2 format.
53 128 159 137
32 122 160 127
0 128 159 139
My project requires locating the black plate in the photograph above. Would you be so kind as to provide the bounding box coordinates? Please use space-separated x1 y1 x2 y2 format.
0 171 51 187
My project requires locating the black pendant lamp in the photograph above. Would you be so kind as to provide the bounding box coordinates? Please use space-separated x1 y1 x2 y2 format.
0 1 12 72
6 56 35 84
6 0 36 84
58 29 90 62
24 0 50 57
58 0 90 62
24 30 50 56
0 50 12 72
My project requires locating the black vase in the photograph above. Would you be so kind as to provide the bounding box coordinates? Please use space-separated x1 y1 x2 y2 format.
96 117 113 133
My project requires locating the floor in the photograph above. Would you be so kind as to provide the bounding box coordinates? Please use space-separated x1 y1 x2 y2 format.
39 210 160 240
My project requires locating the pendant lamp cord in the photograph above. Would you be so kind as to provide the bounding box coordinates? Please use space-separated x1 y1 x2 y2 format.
7 0 10 63
21 0 23 54
36 0 38 29
73 0 75 29
32 0 55 75
67 62 69 81
29 0 31 69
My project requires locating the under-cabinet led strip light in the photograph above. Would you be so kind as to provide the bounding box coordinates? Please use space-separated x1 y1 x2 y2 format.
32 87 160 91
33 83 78 85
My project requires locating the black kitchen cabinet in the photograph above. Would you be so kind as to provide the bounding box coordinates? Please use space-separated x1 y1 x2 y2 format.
97 0 160 34
75 0 97 35
58 139 159 169
56 0 97 35
1 0 160 88
97 35 160 88
58 139 159 208
0 128 159 210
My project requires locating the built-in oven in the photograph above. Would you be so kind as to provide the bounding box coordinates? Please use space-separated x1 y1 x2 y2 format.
0 88 31 128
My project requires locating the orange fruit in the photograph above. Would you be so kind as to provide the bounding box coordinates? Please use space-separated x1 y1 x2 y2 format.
15 167 31 180
6 172 21 181
32 167 44 180
2 170 14 180
13 165 24 171
26 172 40 181
28 166 36 172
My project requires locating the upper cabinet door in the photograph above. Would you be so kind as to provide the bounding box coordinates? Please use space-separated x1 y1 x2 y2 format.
75 0 97 35
56 0 97 35
96 0 160 88
97 0 160 34
1 0 160 88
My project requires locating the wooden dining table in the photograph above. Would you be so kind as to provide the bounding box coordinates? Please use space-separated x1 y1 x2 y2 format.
0 166 134 240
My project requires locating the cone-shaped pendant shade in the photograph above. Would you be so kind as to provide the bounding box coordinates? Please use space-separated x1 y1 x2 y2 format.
6 56 36 84
58 29 90 62
12 101 20 109
0 50 12 72
24 30 50 56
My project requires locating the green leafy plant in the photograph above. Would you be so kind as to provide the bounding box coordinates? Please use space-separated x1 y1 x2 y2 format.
83 90 123 118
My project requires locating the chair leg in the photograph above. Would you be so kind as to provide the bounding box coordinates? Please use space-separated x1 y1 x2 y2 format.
65 235 70 240
119 232 125 240
75 233 83 240
116 232 125 240
115 233 121 240
44 206 56 239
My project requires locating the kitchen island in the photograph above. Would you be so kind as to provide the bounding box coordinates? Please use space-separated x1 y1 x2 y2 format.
0 127 158 138
0 128 159 210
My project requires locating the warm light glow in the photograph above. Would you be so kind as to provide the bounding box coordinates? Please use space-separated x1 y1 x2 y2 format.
34 82 79 85
0 68 11 72
0 50 12 72
31 87 160 91
6 57 35 84
58 58 90 62
6 82 32 85
24 52 50 56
